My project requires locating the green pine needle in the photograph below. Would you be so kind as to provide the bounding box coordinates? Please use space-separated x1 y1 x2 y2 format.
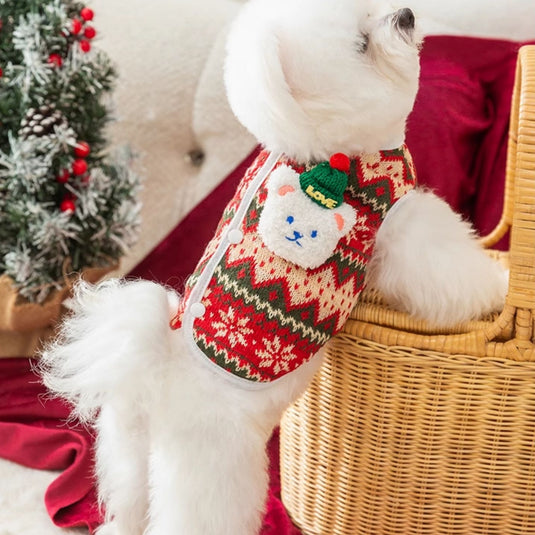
0 0 141 303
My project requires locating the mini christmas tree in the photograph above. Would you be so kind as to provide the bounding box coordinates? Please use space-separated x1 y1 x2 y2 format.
0 0 141 304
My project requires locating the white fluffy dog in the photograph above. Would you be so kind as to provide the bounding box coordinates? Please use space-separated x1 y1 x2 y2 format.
40 1 507 534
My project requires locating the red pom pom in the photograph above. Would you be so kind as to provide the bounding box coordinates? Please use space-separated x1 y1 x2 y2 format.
48 53 63 68
84 26 96 39
80 7 94 21
72 158 88 176
56 169 70 184
60 198 76 213
80 40 91 53
74 141 91 158
329 153 351 173
71 18 82 34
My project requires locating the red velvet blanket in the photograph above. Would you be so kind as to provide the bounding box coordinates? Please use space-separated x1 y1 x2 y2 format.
0 36 532 534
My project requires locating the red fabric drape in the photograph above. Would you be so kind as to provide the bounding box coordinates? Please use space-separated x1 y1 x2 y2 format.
0 357 101 532
405 36 533 250
0 36 532 533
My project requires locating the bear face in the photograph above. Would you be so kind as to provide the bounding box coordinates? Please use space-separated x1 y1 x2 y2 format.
258 165 356 269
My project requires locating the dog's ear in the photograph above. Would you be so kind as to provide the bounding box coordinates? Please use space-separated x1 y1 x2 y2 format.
224 6 311 155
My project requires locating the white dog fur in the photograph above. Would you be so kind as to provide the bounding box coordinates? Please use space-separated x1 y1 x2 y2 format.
40 1 507 534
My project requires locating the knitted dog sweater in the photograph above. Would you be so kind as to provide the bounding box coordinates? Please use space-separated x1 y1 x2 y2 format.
170 147 416 385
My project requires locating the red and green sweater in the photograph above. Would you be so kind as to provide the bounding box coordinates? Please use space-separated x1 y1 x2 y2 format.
170 147 416 386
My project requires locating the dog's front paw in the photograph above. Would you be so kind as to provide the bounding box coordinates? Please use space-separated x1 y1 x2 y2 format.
369 190 508 326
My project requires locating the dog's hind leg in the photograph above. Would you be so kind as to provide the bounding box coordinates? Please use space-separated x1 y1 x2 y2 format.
144 365 272 535
94 401 150 535
146 423 270 535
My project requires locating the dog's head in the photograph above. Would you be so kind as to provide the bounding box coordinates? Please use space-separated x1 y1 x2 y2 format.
225 0 422 162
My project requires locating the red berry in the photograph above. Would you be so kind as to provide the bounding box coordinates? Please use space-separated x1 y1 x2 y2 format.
56 169 70 184
329 153 351 173
0 67 3 78
48 53 63 67
80 7 94 21
71 18 82 34
74 141 91 158
72 158 88 176
60 198 76 213
81 174 91 185
80 40 91 53
84 26 96 39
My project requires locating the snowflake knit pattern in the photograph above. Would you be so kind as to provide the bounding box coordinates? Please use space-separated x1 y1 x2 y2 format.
171 147 416 384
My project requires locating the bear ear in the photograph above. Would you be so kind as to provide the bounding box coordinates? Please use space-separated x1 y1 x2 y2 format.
266 165 301 195
333 203 357 235
334 212 345 231
278 184 296 196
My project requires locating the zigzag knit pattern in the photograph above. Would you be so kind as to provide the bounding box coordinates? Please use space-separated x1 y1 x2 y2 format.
171 147 416 383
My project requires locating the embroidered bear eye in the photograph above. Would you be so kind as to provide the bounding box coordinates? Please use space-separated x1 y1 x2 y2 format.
286 216 294 224
311 230 318 238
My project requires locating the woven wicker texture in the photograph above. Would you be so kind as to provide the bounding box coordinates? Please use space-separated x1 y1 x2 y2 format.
280 45 535 535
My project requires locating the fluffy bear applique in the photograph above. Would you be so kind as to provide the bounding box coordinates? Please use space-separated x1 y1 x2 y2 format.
258 157 357 269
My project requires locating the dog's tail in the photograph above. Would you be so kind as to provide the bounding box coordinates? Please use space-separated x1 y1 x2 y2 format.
40 278 177 423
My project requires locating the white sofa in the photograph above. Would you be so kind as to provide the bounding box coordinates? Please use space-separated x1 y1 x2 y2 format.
94 0 256 276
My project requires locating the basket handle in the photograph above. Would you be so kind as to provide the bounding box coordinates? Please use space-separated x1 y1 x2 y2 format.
480 45 535 312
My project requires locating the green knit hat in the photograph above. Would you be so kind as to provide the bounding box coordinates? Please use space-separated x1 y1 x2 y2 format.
299 161 348 210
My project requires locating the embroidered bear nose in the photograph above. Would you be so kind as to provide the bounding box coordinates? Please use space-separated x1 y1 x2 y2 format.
285 230 304 246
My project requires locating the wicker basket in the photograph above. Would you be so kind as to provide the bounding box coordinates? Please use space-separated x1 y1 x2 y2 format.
280 45 535 535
